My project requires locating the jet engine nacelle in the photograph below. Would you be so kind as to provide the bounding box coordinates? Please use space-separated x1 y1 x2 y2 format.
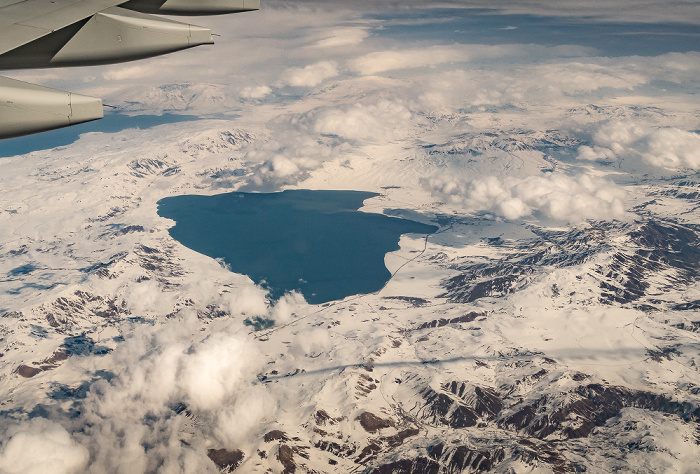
0 7 213 70
122 0 260 15
0 77 103 139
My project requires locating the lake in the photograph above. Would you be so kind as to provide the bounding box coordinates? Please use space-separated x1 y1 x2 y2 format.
0 113 199 158
157 190 438 304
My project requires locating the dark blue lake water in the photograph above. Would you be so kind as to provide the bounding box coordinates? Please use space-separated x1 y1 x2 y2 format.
157 190 438 304
0 113 199 158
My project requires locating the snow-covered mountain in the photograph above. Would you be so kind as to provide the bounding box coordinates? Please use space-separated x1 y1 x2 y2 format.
1 99 698 472
1 3 700 473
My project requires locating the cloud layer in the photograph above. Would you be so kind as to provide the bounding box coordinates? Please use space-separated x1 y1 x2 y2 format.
348 46 470 75
280 61 339 87
424 173 628 222
1 2 698 473
242 99 415 186
0 272 311 473
0 419 89 474
578 120 700 170
264 0 700 26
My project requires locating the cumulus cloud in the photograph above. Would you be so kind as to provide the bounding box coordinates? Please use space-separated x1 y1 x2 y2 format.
577 120 700 170
179 333 261 411
424 173 627 222
644 128 700 169
279 61 339 87
0 287 302 474
311 100 413 141
222 284 270 317
245 132 338 186
74 323 259 472
80 316 270 472
581 120 647 155
576 145 618 161
240 85 272 99
243 99 414 186
0 419 89 474
214 386 276 447
270 291 307 324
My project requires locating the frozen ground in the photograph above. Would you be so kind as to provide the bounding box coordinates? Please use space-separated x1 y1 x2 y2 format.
1 2 699 473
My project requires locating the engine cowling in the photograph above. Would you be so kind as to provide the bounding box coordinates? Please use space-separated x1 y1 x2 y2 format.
0 77 103 139
122 0 260 15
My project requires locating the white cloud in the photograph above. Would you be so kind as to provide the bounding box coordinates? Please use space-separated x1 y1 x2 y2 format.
270 291 307 324
291 327 334 357
577 120 700 170
102 65 153 81
280 61 339 87
113 83 234 114
348 46 469 75
257 155 303 178
535 62 646 95
0 418 89 474
245 132 337 186
240 85 272 99
0 278 300 473
415 59 649 111
122 279 178 316
69 316 273 472
178 332 262 411
222 285 270 317
313 26 370 48
644 128 700 169
424 173 627 222
243 99 414 186
576 145 618 161
586 120 647 154
311 100 414 141
214 386 277 447
346 44 601 78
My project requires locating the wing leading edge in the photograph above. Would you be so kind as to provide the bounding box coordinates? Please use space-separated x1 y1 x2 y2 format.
0 0 259 139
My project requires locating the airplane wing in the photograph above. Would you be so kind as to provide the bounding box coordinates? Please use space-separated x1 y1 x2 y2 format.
0 0 259 139
0 0 126 57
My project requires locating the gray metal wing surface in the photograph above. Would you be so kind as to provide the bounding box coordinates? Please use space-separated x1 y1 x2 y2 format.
0 0 259 139
0 0 125 56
